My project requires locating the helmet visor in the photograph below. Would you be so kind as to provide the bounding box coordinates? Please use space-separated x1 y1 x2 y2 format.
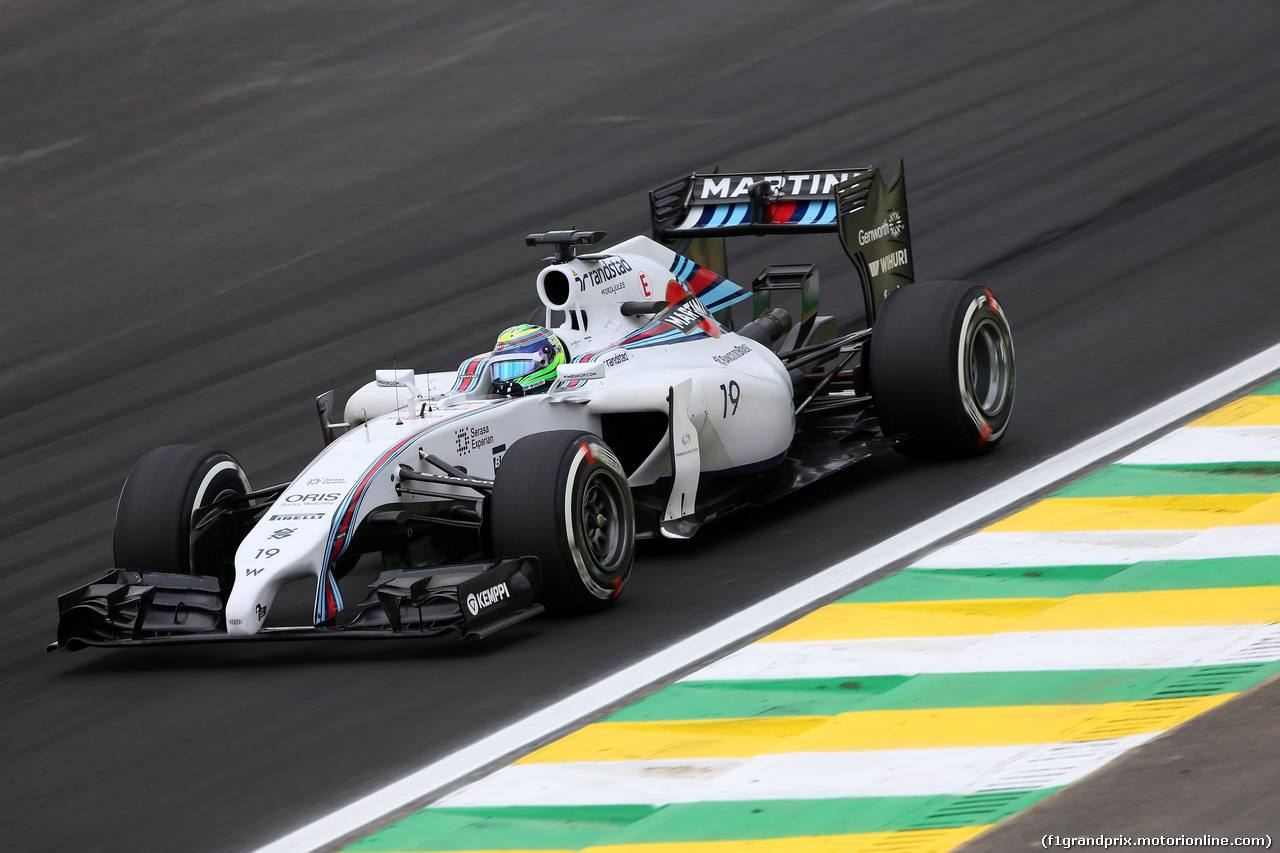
491 356 542 382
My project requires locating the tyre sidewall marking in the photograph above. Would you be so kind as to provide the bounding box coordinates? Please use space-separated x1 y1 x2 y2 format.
562 441 630 600
955 292 1013 444
186 458 249 571
190 460 248 521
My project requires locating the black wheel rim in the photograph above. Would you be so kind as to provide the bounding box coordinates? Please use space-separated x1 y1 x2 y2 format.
968 317 1011 417
579 467 628 573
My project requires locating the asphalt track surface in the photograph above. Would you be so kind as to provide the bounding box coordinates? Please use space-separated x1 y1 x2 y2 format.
2 2 1279 850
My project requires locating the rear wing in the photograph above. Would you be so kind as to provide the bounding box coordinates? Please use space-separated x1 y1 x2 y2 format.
650 164 914 320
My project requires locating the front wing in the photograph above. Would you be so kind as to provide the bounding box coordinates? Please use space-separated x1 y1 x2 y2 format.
49 557 542 651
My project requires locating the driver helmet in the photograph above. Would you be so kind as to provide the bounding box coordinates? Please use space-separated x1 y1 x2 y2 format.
490 324 567 396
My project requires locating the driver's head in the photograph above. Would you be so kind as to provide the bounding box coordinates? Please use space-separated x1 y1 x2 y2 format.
490 324 566 396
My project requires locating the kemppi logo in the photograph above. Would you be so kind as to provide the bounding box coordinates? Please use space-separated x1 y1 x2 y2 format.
465 582 510 616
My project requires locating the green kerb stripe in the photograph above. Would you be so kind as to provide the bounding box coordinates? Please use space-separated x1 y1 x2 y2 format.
840 557 1280 602
345 804 652 852
842 564 1125 601
1086 556 1280 593
1252 378 1280 395
1054 463 1280 497
607 664 1280 722
609 674 907 720
343 791 1059 851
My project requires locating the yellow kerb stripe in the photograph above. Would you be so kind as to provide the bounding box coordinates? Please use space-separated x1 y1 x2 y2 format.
764 586 1280 641
518 696 1231 763
368 828 994 853
986 494 1280 532
1190 395 1280 426
579 826 993 852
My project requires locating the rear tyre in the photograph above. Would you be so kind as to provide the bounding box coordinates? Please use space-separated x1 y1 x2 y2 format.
113 445 251 574
869 281 1015 457
489 431 635 613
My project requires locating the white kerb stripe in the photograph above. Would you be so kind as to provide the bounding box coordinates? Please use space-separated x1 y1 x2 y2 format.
251 343 1280 853
915 529 1199 568
1121 426 1280 465
914 525 1280 569
692 625 1280 681
437 736 1159 807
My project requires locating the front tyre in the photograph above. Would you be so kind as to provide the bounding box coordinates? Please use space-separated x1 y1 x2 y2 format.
869 281 1015 457
113 445 251 574
489 431 635 613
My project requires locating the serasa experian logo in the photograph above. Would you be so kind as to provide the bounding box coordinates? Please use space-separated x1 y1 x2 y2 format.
465 582 510 616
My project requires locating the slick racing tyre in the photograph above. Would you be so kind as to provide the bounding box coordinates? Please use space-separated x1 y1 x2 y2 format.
869 281 1015 457
113 445 251 574
489 431 635 614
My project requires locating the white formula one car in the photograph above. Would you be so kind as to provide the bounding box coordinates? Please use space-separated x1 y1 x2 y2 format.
53 163 1015 651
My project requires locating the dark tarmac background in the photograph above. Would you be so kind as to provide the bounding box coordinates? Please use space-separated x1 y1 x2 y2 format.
2 1 1279 850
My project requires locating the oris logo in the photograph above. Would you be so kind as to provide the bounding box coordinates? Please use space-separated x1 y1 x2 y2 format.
284 493 341 504
465 582 510 616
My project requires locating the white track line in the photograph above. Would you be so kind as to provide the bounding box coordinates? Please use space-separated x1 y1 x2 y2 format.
253 342 1280 853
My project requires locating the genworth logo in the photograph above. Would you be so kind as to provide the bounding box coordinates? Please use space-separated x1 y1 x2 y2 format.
858 210 905 245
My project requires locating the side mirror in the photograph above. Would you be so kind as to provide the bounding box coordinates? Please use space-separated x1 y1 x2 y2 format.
375 368 421 398
315 390 348 447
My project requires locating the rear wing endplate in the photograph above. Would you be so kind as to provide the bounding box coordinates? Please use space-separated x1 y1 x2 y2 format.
650 164 914 320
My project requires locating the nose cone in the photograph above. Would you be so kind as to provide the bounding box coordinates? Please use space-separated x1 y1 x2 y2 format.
227 513 334 636
225 593 272 637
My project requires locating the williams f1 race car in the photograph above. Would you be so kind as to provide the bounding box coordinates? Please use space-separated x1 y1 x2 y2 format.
52 163 1015 651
